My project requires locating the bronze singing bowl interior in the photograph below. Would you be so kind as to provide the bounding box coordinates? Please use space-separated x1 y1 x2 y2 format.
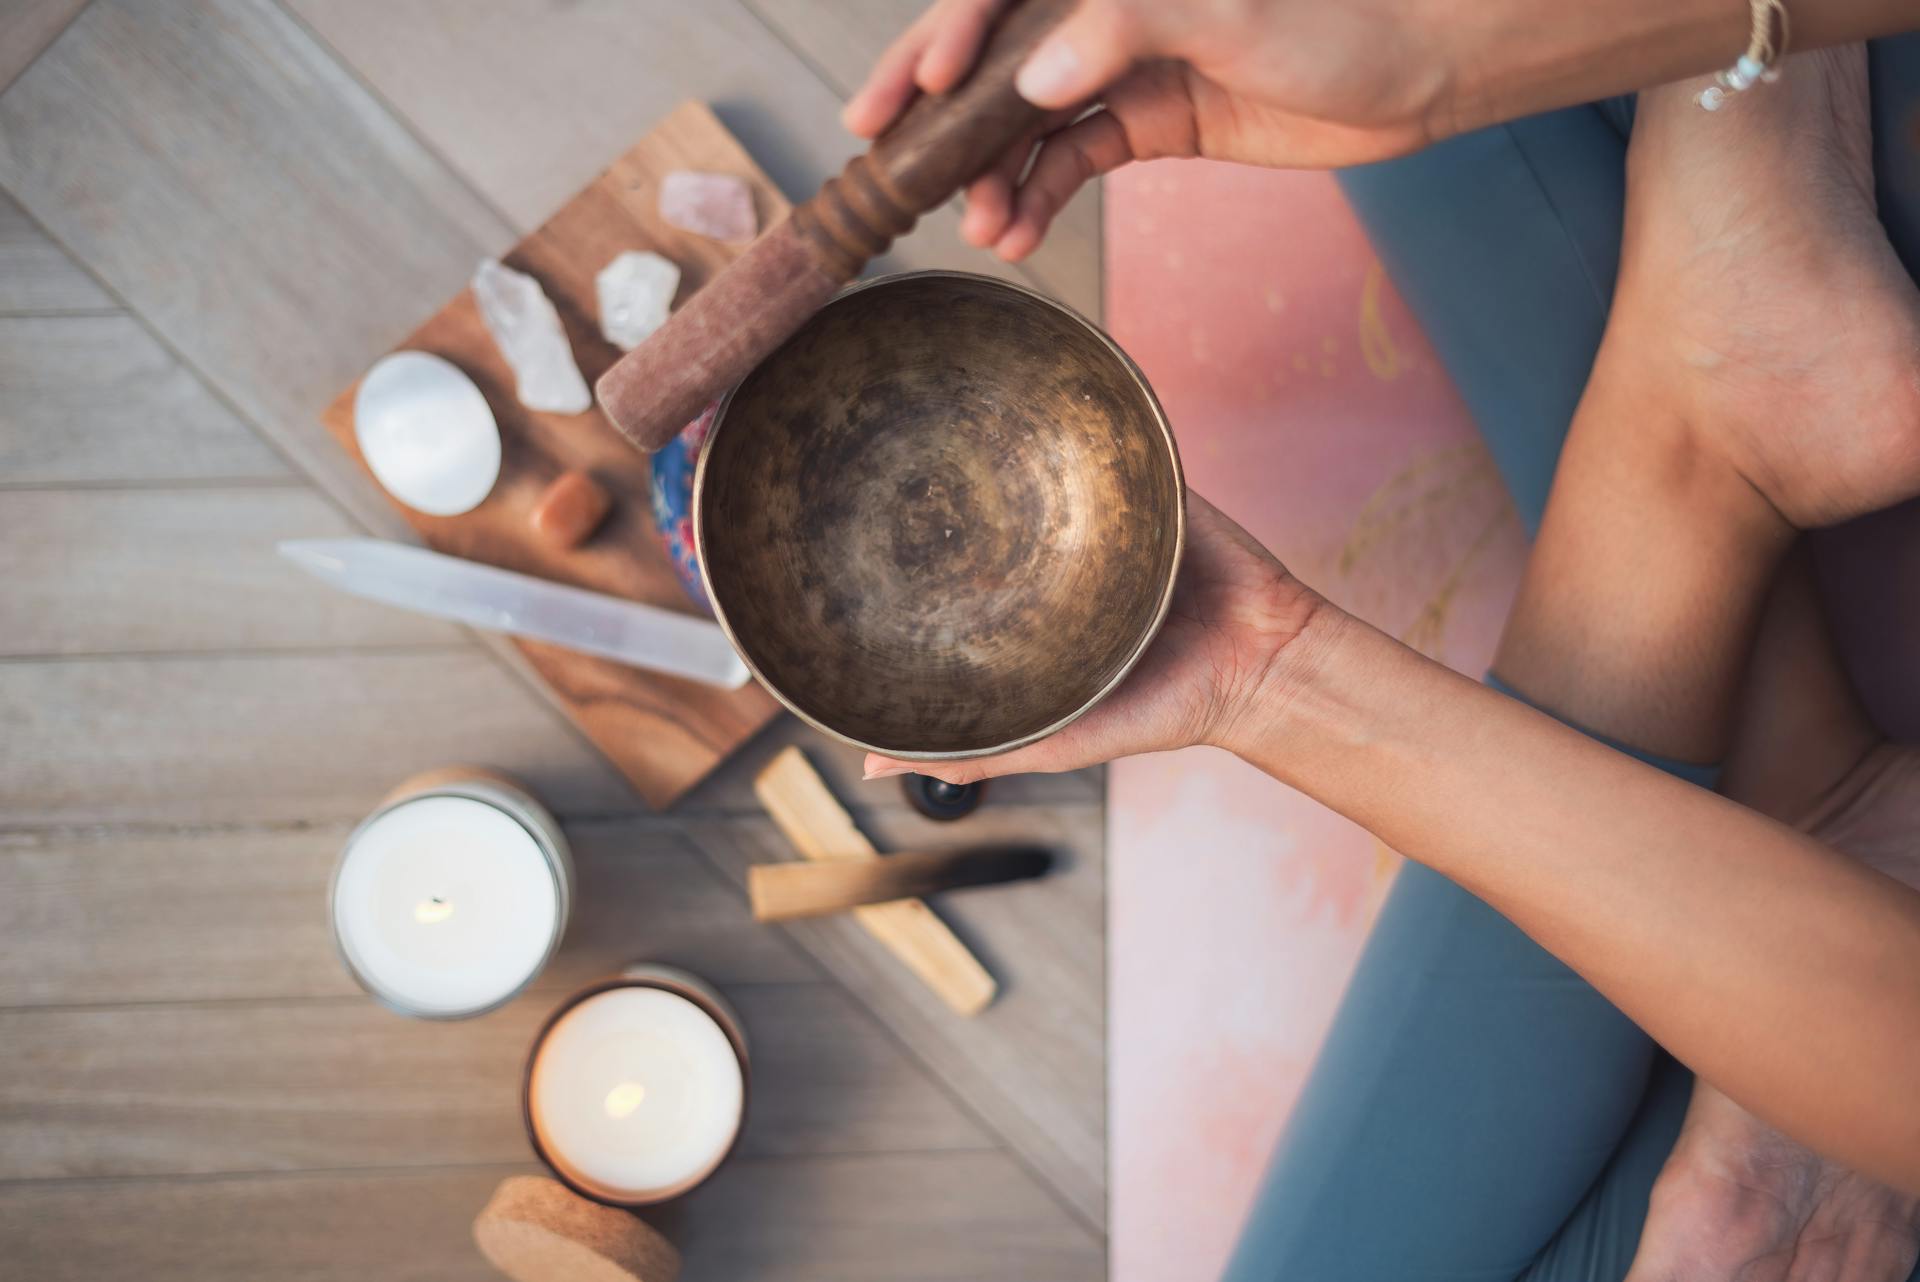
696 272 1185 759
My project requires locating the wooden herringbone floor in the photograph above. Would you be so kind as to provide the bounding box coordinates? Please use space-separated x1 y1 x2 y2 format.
0 3 1106 1277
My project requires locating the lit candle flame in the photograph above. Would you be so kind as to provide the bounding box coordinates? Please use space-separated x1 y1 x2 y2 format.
413 897 454 925
603 1081 647 1118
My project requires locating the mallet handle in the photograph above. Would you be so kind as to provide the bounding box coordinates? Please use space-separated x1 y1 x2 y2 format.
595 0 1074 452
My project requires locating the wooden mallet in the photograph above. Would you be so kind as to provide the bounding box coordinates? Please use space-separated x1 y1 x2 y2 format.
594 0 1075 451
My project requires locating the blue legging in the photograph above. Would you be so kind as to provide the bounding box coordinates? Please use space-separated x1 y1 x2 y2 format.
1223 39 1920 1282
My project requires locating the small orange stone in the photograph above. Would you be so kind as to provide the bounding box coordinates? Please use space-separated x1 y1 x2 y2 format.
531 471 613 549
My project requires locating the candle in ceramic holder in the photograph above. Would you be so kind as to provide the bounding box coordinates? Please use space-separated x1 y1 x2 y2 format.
525 966 749 1206
331 767 572 1019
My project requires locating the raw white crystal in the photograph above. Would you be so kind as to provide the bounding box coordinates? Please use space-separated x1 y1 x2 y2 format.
659 170 757 243
471 258 591 414
595 250 681 351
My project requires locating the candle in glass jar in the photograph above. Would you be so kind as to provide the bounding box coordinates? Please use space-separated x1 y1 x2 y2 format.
331 769 571 1018
527 967 748 1205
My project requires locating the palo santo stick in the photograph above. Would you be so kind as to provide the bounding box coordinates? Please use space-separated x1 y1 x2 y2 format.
749 847 1051 923
751 747 997 1015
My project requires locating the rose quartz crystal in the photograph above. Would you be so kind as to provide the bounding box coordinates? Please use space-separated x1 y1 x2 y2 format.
659 171 757 243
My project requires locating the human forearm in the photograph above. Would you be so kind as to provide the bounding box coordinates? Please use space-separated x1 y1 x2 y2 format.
1432 0 1918 136
1235 605 1920 1193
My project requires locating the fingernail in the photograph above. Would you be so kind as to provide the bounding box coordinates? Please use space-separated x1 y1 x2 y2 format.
1015 37 1079 104
863 765 914 781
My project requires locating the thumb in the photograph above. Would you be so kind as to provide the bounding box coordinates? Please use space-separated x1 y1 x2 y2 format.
1015 1 1141 109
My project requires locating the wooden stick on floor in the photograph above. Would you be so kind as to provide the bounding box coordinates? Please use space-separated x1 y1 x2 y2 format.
752 747 997 1015
749 847 1051 922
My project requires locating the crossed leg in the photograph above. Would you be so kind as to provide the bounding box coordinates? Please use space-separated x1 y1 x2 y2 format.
1446 44 1920 1280
1225 39 1920 1282
1621 551 1920 1280
1495 42 1920 760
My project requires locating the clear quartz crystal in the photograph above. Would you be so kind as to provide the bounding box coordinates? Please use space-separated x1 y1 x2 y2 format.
471 258 592 414
595 250 681 351
659 170 758 243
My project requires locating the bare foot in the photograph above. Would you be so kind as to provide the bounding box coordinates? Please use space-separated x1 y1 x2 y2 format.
1627 746 1920 1282
1609 46 1920 529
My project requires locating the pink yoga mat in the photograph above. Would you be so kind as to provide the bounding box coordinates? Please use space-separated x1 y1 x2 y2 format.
1104 160 1527 1282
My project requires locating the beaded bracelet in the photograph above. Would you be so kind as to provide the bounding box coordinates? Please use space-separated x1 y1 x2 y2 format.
1698 0 1790 109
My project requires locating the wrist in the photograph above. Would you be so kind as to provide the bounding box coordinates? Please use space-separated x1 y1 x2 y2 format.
1210 578 1352 764
1423 0 1747 139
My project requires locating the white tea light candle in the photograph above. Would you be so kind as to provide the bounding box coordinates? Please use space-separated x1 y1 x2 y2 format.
353 351 502 516
332 768 572 1019
527 967 748 1206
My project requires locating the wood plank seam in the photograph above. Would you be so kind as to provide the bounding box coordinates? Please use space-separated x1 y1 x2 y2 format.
0 477 309 492
750 941 1111 1248
0 1144 1052 1191
0 0 92 97
0 804 1091 847
0 106 623 811
669 828 836 980
0 980 846 1017
0 644 469 664
0 193 323 489
266 0 524 236
0 306 121 317
0 793 1015 838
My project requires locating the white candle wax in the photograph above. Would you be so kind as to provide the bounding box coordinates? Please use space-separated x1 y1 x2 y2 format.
333 795 562 1017
530 984 746 1203
354 351 501 517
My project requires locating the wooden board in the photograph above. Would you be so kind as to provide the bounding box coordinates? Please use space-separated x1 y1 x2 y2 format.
319 101 784 809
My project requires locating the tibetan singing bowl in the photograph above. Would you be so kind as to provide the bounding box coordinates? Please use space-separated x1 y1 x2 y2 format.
696 271 1184 759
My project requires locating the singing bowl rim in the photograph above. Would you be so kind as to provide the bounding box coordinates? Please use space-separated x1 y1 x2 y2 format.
693 269 1186 761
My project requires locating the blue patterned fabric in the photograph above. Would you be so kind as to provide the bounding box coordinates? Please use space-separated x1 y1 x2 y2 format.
647 398 720 612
